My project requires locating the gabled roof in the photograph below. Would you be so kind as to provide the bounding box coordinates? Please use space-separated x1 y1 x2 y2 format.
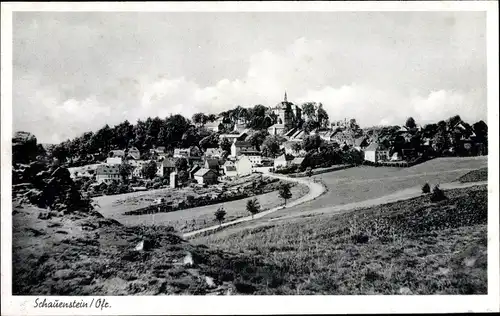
109 149 125 157
234 141 253 148
292 157 304 164
240 150 261 156
189 165 201 174
276 154 293 161
204 158 219 169
354 136 369 147
194 168 217 177
96 164 120 175
365 142 388 151
158 158 176 168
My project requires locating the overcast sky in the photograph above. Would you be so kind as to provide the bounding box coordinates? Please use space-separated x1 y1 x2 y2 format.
13 11 486 143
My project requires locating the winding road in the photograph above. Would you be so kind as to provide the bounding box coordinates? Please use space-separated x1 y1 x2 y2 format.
182 174 326 238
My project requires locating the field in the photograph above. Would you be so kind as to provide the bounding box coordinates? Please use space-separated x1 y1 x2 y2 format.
95 174 309 233
458 167 488 183
192 185 488 294
12 157 489 295
263 156 487 220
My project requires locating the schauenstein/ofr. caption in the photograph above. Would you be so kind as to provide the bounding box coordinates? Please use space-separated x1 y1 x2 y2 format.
34 298 111 310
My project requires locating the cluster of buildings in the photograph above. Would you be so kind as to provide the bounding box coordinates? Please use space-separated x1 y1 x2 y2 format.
70 91 485 189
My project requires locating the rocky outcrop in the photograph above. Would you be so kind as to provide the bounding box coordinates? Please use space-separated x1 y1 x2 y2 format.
12 131 39 164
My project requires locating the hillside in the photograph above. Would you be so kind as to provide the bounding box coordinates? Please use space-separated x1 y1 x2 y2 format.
192 185 488 294
13 200 293 295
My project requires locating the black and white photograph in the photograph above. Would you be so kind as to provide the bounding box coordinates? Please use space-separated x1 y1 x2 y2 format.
1 1 499 315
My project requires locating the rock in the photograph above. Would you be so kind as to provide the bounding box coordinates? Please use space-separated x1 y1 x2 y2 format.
205 276 216 288
12 131 38 164
53 269 76 280
183 252 194 266
135 240 144 251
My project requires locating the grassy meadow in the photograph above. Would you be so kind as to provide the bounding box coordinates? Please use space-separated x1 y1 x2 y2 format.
192 184 488 294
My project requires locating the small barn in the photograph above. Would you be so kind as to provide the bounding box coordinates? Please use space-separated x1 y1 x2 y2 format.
194 168 218 185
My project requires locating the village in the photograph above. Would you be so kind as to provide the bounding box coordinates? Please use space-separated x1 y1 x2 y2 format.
7 7 495 302
63 91 487 208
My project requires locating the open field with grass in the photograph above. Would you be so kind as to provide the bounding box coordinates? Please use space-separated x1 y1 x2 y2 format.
95 175 309 233
263 156 487 221
192 185 488 294
458 167 488 183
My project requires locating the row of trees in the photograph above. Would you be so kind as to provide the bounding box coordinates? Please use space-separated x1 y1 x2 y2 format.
372 115 488 158
214 182 293 226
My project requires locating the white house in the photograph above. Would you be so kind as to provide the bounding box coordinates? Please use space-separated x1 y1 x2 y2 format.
240 153 262 166
274 154 293 169
106 157 123 165
231 141 255 157
95 164 121 184
364 142 390 163
235 156 252 177
173 148 191 158
281 141 306 156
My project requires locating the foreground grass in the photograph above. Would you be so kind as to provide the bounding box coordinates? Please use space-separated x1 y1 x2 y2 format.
192 185 488 294
458 168 488 183
12 203 285 295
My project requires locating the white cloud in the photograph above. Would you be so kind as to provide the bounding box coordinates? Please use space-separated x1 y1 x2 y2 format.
14 37 486 143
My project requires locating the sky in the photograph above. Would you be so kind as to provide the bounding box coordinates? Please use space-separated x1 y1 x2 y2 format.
12 11 487 144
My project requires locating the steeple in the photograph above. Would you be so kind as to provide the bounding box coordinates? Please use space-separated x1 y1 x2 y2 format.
284 90 288 103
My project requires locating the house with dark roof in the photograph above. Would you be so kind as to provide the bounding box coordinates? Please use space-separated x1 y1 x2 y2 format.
156 158 176 177
204 158 220 171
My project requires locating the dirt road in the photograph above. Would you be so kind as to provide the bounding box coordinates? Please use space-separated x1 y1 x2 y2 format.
182 174 326 238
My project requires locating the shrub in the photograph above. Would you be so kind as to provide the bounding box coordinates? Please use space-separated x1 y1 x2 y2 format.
430 185 447 202
422 183 431 194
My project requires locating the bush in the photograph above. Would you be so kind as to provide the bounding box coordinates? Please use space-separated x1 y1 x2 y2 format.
430 185 447 202
422 183 431 194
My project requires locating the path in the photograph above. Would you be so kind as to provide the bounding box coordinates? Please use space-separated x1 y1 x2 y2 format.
267 180 488 223
182 174 326 238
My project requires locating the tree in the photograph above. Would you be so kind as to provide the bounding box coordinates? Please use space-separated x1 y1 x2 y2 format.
317 103 329 128
278 182 293 206
214 206 226 226
246 198 261 219
199 133 219 150
119 161 134 182
422 183 431 194
261 135 285 158
302 134 322 152
207 114 217 122
302 120 319 133
302 102 316 119
175 157 188 171
192 113 208 126
405 117 416 129
141 160 158 180
247 130 269 151
291 142 302 155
